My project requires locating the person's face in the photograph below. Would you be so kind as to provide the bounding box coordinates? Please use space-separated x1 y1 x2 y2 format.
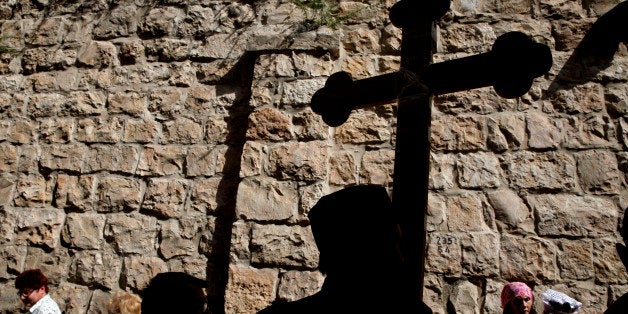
18 286 46 308
509 295 533 314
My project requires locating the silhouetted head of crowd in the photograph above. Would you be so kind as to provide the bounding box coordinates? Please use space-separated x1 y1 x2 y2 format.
141 272 209 314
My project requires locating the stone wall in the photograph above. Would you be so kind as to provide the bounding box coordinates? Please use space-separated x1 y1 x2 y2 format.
0 0 626 313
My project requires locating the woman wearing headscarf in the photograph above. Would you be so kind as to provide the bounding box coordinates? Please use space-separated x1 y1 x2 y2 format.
501 282 536 314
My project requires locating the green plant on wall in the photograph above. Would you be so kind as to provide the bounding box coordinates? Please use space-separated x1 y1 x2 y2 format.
289 0 376 30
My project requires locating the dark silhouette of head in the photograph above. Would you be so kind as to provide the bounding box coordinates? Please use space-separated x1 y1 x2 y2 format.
307 184 402 278
141 272 209 314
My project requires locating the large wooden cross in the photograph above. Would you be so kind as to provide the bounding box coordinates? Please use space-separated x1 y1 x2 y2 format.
310 0 552 310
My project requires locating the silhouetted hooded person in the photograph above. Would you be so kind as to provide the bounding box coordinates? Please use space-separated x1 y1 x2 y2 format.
258 185 432 313
141 272 210 314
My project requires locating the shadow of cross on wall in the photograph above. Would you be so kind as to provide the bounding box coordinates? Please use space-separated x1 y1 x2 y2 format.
195 17 345 314
310 0 552 311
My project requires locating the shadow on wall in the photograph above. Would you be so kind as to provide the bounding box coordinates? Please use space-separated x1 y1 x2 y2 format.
547 1 628 93
257 185 433 314
605 209 628 313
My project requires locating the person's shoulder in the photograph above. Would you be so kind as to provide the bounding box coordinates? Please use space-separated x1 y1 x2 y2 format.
34 294 62 314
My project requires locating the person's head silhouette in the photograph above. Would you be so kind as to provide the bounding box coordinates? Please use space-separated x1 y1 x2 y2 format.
141 272 209 314
307 185 401 278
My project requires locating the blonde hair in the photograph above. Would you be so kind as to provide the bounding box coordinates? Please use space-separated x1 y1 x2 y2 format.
107 291 141 314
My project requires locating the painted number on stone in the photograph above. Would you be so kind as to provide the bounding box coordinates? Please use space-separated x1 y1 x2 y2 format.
435 235 454 255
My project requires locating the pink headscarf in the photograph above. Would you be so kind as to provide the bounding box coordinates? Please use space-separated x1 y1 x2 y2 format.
501 282 533 308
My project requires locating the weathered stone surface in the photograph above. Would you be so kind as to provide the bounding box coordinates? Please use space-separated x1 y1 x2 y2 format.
76 117 123 143
229 220 252 263
556 239 594 280
449 280 480 314
77 41 118 68
254 54 295 78
104 213 158 254
84 145 139 174
240 142 266 178
359 149 394 186
15 208 65 249
500 234 558 282
162 117 203 144
457 152 501 188
527 111 562 149
426 232 462 276
297 182 328 218
121 255 168 292
142 178 189 219
277 270 324 302
461 232 499 276
429 153 455 190
38 118 73 143
280 78 326 107
431 115 485 151
70 250 121 290
563 115 615 149
54 282 91 314
236 177 298 221
593 238 628 284
292 52 335 77
250 224 318 269
189 177 221 214
446 192 491 232
528 194 617 237
123 119 158 143
95 176 141 213
575 149 622 195
335 109 391 144
137 145 186 176
427 193 447 232
107 91 147 118
224 266 278 314
61 213 105 250
503 151 578 191
0 244 26 278
246 107 292 141
486 189 535 234
39 144 86 172
267 141 327 182
329 150 357 186
159 217 203 259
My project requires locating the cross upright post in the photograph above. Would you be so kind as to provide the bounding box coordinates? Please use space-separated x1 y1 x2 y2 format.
310 0 552 311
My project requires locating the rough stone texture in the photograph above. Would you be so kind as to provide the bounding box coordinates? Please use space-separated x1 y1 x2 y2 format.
0 0 626 313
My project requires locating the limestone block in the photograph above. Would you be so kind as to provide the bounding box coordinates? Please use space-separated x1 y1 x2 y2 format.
297 182 328 218
205 117 229 144
427 193 447 232
140 6 185 37
136 145 186 176
15 208 64 249
27 93 66 118
30 72 57 92
359 149 394 186
240 142 266 178
538 0 587 19
340 54 378 79
246 107 292 141
95 176 141 213
56 68 78 91
162 117 203 144
250 224 318 269
40 144 86 172
267 141 328 182
196 59 240 85
527 111 562 149
254 54 295 78
562 115 615 149
609 284 628 305
167 255 209 283
292 52 335 77
159 218 202 259
229 220 252 263
76 116 123 143
148 87 184 121
423 273 446 314
7 119 34 144
277 270 324 302
189 177 221 214
169 60 196 86
70 250 121 290
54 282 91 314
431 115 485 151
86 289 111 314
0 75 25 95
335 109 391 144
528 194 617 237
23 247 71 284
482 278 507 314
0 144 17 172
499 234 558 282
461 232 500 276
0 244 26 278
504 151 577 191
425 232 462 276
76 41 118 68
187 144 227 177
39 117 73 143
123 119 158 143
329 150 357 186
107 91 147 118
550 19 593 52
605 83 627 117
440 23 497 54
449 280 480 314
145 39 191 62
122 255 168 292
118 39 145 65
142 178 189 219
446 192 491 232
486 189 535 234
236 177 297 221
0 281 23 312
556 239 594 280
22 47 76 74
280 78 326 107
0 174 16 209
487 117 509 152
14 174 53 207
177 4 217 38
84 145 139 174
17 145 39 174
0 206 17 244
62 213 105 250
68 91 108 116
192 33 247 60
92 5 139 39
105 213 158 254
457 152 502 188
575 149 622 194
543 281 608 314
342 26 381 54
429 153 455 190
593 238 628 284
381 23 402 54
224 265 278 314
